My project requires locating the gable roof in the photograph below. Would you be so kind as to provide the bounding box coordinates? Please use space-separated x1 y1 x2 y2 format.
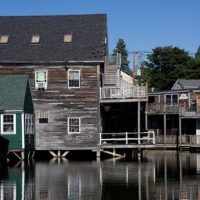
0 75 29 110
0 14 107 63
171 79 200 90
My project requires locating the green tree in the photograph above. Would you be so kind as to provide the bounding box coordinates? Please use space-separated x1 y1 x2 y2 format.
195 46 200 58
141 46 191 90
113 38 132 76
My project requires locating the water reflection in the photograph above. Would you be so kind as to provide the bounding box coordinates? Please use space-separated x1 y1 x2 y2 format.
1 151 200 199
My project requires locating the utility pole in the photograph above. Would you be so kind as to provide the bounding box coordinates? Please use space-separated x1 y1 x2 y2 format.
132 50 137 85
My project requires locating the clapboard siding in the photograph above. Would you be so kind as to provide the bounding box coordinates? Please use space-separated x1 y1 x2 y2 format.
0 65 100 150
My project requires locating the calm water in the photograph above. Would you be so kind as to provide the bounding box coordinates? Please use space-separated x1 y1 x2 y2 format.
0 151 200 200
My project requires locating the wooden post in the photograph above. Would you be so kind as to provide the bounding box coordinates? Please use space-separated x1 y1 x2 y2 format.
133 51 137 85
138 102 141 144
164 114 166 146
179 117 182 146
145 102 148 130
126 132 128 144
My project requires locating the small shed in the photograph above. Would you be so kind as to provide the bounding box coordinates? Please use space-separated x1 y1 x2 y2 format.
0 75 34 160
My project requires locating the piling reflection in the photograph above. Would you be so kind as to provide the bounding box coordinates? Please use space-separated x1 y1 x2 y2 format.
0 151 200 199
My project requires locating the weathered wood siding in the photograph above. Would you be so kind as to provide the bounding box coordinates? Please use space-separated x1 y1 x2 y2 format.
0 65 100 150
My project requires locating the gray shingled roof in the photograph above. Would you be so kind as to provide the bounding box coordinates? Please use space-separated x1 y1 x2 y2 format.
0 14 107 63
172 79 200 90
0 75 28 110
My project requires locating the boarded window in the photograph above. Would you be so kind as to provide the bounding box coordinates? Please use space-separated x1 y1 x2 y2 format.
64 34 72 43
0 35 9 44
31 35 40 43
68 118 80 134
37 111 48 123
68 70 80 88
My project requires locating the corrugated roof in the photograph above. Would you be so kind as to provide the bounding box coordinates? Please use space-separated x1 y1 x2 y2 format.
0 14 107 63
0 75 28 110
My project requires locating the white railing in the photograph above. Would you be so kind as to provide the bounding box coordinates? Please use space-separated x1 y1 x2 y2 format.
100 86 147 99
100 131 155 145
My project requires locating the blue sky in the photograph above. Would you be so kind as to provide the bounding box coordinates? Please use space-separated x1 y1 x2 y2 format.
1 0 200 62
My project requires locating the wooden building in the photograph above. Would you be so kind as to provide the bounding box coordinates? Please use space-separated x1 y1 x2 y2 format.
147 79 200 148
0 75 34 159
0 15 107 157
0 14 152 157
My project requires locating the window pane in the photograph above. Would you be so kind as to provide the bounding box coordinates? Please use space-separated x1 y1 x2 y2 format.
3 115 13 123
69 118 80 133
172 95 178 103
68 71 80 88
3 124 14 132
36 72 46 82
166 95 171 104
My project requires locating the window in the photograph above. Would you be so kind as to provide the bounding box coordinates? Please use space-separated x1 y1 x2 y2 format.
68 118 80 134
37 111 48 124
1 114 16 134
64 34 72 43
165 94 178 104
31 35 40 44
25 114 34 134
35 70 48 90
0 35 9 44
68 70 80 88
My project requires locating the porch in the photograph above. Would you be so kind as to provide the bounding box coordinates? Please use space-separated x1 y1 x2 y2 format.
100 86 148 103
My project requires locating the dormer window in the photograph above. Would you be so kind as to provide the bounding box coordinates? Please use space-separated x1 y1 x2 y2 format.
35 70 48 90
0 35 9 44
31 35 40 44
64 34 72 43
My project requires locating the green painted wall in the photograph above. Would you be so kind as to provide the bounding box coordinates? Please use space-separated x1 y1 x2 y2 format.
24 82 34 114
3 168 23 200
0 113 22 150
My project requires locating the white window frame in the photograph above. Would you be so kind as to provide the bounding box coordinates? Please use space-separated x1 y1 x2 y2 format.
1 114 16 135
68 117 80 134
68 70 80 88
25 114 34 134
35 70 48 90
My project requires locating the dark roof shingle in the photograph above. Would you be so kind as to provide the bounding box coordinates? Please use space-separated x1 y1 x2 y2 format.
0 14 107 63
0 75 28 110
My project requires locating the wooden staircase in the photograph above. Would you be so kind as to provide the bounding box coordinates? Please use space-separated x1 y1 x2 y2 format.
103 54 121 87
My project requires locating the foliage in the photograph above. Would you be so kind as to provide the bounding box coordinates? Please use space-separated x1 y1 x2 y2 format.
113 38 132 76
195 46 200 58
141 46 192 90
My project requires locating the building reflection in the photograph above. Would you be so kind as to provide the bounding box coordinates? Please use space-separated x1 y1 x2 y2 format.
0 152 200 199
0 161 34 200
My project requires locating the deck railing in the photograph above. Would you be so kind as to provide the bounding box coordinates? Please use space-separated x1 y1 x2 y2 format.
155 135 200 145
100 86 147 100
147 103 179 114
100 131 155 145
